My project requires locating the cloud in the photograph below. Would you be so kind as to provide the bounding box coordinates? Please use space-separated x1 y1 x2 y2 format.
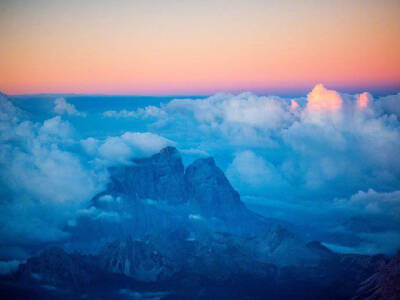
127 84 400 202
103 106 166 119
376 92 400 117
306 84 342 111
81 132 175 165
157 92 297 148
0 260 21 275
166 92 293 129
103 109 136 118
336 189 400 218
290 99 300 111
77 206 124 222
39 116 74 141
227 151 287 192
80 137 99 156
98 194 121 204
54 98 86 117
357 92 373 110
2 84 400 255
0 96 104 255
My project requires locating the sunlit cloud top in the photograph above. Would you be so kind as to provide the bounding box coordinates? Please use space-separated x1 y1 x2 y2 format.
0 0 400 95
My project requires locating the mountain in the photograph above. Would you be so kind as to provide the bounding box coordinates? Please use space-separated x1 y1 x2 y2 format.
71 146 274 251
101 146 247 218
2 147 391 299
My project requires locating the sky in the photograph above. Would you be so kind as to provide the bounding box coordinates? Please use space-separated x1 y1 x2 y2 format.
0 0 400 264
1 0 400 95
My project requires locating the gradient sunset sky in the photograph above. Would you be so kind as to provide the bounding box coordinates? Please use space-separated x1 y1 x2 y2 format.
1 0 399 95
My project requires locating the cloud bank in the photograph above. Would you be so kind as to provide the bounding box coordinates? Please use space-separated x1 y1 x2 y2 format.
1 84 400 256
98 84 400 253
54 98 86 117
0 94 173 259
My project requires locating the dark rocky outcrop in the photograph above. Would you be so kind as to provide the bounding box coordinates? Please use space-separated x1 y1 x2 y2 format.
99 237 177 282
16 247 101 290
100 147 247 219
106 146 187 205
353 251 400 300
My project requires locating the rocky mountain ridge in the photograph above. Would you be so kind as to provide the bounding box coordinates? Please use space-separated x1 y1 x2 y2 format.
2 147 396 299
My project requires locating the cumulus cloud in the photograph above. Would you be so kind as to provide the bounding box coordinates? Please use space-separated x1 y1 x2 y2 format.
166 92 293 129
39 116 74 141
127 84 400 202
290 99 300 111
227 151 287 192
82 132 174 165
156 92 297 148
376 93 400 117
336 189 400 218
0 95 103 256
357 92 373 110
54 98 86 117
306 84 342 111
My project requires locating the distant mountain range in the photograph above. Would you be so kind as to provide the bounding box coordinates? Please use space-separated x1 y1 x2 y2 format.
1 147 398 299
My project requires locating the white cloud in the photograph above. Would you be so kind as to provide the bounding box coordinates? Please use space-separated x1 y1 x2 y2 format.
132 84 400 198
80 137 99 156
39 116 74 141
376 93 400 117
103 106 166 119
77 206 125 222
54 98 86 117
227 150 287 191
82 132 174 165
336 189 400 218
103 109 136 118
98 194 121 203
0 97 104 251
166 92 293 129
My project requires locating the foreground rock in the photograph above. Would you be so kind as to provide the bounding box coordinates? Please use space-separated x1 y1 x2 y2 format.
353 251 400 300
100 237 177 282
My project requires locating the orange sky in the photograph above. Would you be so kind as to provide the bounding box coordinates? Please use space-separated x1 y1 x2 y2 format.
0 0 399 95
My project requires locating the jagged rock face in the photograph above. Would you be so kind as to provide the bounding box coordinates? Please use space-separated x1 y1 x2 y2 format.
99 237 177 282
354 251 400 300
107 146 187 204
101 147 247 220
185 157 245 218
17 247 99 289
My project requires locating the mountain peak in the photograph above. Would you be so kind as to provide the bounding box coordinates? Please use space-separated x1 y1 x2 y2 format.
191 156 215 167
102 147 246 218
107 146 186 204
159 146 179 156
